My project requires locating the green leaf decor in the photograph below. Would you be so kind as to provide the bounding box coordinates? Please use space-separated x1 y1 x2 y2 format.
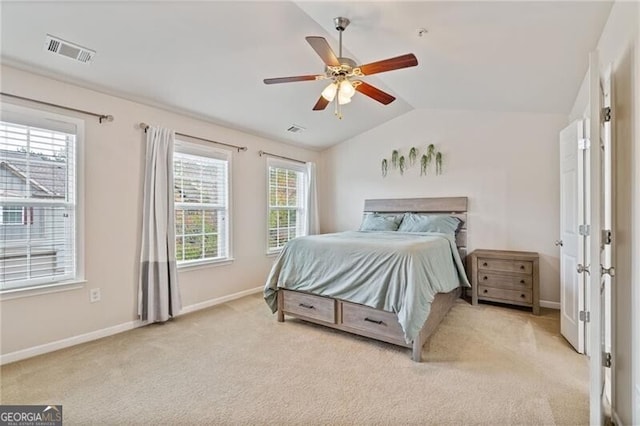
391 150 399 169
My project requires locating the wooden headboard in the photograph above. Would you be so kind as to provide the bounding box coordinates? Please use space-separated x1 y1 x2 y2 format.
363 197 468 258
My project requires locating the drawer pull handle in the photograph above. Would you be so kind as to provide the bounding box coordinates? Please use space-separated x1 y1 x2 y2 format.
482 262 488 267
520 294 526 298
364 317 384 325
483 276 488 280
299 303 315 309
520 280 525 284
483 289 488 294
520 265 525 270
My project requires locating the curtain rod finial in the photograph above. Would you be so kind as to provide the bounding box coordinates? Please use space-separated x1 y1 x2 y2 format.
99 115 114 123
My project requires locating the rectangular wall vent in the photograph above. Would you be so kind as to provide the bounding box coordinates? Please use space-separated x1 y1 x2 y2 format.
44 35 95 64
286 124 306 133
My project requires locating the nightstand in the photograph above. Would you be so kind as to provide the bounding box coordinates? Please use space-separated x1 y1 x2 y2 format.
469 249 540 315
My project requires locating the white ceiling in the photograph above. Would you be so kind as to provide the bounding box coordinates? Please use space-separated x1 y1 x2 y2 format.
0 1 612 149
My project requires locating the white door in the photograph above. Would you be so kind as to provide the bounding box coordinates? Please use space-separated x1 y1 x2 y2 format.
559 119 586 353
586 51 604 426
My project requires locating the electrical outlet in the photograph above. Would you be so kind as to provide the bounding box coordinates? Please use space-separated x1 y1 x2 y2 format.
89 288 101 303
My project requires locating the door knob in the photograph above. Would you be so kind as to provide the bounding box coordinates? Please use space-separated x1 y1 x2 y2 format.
555 240 563 247
601 266 616 277
577 264 590 275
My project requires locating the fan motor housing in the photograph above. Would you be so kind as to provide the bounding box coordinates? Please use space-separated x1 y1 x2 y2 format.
325 57 358 77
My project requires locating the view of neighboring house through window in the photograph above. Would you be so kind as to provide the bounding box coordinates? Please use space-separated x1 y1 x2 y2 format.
174 141 230 265
0 110 78 291
267 159 307 253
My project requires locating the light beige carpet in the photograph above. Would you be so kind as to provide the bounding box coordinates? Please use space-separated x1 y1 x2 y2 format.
0 294 588 425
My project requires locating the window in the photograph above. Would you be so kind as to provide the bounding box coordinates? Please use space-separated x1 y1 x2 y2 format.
0 109 79 291
267 159 307 253
174 141 230 266
1 206 26 225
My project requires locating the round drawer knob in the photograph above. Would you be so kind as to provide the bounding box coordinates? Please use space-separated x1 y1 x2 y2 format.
520 265 525 270
483 262 488 267
520 294 526 298
483 289 488 294
520 280 525 284
483 276 488 280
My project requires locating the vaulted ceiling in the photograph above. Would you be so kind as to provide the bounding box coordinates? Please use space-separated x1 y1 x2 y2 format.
0 1 612 149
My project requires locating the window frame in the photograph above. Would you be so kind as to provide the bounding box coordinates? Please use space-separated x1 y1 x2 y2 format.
266 158 308 255
173 139 232 268
0 104 85 293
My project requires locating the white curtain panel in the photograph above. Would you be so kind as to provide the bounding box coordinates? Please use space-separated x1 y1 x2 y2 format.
306 161 320 235
138 126 182 323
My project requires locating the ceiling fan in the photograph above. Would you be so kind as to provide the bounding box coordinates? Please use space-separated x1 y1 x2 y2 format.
263 17 418 119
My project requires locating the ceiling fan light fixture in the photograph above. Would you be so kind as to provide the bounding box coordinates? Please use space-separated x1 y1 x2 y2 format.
339 80 356 98
321 82 338 101
338 92 352 105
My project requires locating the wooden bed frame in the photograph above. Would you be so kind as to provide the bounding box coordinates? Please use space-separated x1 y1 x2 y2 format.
276 197 468 362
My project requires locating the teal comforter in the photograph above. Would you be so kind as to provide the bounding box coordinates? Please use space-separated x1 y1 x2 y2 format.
264 231 470 343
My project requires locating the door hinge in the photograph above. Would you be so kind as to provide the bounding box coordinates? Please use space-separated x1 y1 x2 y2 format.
579 310 590 322
603 352 612 368
578 138 590 150
579 224 591 236
602 107 612 123
602 229 612 245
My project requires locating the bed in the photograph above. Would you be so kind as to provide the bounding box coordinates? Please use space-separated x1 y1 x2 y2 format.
264 197 470 362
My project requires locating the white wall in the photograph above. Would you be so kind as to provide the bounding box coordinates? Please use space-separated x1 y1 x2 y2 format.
320 108 567 304
568 2 638 424
0 65 320 357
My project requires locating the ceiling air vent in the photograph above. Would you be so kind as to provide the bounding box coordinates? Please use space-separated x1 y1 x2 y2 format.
286 124 306 133
44 35 95 64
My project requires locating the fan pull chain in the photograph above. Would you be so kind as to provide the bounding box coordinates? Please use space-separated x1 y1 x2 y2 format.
334 83 343 119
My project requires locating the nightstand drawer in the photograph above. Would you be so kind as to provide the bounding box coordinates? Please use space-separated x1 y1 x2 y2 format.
478 258 532 275
478 285 532 304
477 272 532 290
282 290 335 323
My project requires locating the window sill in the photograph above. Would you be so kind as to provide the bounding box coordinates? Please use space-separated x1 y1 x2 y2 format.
266 250 282 258
177 258 234 271
0 279 86 301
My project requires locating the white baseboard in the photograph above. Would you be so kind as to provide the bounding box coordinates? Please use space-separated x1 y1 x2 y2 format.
179 286 262 315
0 320 141 366
0 286 263 366
539 300 560 310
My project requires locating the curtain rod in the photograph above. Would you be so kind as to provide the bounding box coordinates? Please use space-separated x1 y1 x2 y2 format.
139 123 248 153
258 150 306 164
1 92 114 123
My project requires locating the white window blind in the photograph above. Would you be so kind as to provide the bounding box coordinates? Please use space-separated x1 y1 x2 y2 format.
267 160 307 252
0 119 77 291
174 144 230 265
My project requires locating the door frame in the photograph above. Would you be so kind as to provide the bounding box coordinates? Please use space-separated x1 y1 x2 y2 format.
587 50 604 425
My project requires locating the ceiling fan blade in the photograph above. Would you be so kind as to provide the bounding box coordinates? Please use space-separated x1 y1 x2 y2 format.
355 81 396 105
263 75 320 84
312 96 330 111
358 53 418 76
306 36 340 67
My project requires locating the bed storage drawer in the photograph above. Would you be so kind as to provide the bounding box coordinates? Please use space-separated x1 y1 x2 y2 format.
340 301 404 342
281 290 335 323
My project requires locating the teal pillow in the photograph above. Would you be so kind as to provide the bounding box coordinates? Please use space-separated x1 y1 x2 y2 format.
359 214 403 231
398 213 462 234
